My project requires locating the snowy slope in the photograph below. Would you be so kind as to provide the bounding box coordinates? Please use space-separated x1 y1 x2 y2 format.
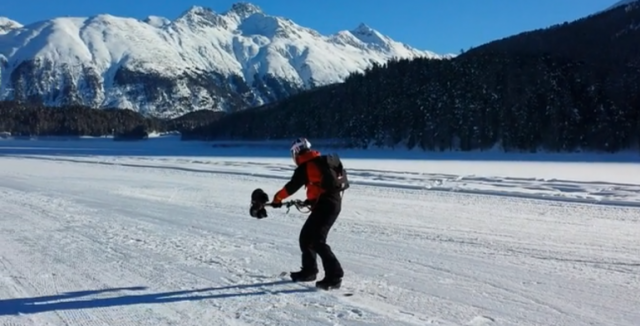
0 138 639 325
0 3 451 118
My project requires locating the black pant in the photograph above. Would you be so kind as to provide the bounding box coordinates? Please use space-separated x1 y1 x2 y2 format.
299 196 343 279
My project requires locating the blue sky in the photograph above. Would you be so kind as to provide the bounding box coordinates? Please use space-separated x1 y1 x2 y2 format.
0 0 619 54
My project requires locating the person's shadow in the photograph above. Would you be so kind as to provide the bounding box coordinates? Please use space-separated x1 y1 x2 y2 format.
0 280 313 315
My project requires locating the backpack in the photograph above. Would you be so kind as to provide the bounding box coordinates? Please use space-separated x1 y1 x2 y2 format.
312 153 350 193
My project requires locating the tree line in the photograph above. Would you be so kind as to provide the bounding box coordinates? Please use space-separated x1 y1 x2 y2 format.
0 101 224 139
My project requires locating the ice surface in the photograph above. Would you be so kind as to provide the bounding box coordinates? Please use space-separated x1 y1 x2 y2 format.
0 136 638 325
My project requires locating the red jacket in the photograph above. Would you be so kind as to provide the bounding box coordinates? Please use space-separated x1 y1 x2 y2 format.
273 150 326 203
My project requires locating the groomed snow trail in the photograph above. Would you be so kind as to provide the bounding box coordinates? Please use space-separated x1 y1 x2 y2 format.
0 155 639 326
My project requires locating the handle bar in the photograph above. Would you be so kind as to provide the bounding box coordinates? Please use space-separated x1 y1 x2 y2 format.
266 199 310 213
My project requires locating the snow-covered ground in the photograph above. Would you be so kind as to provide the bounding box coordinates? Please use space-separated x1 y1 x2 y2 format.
0 137 639 326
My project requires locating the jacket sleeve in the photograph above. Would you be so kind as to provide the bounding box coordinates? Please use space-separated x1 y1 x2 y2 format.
273 165 307 202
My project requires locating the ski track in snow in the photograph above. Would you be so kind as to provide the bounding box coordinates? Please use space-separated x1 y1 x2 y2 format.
0 143 639 325
6 153 640 208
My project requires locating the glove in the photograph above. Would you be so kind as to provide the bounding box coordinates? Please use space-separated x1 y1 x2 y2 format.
271 193 283 208
270 201 282 208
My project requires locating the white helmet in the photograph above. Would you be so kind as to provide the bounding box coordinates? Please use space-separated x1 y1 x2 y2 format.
290 137 311 164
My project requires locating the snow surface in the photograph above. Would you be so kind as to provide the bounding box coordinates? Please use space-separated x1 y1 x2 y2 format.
0 137 639 326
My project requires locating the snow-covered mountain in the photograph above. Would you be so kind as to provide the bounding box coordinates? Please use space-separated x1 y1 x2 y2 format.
0 3 451 118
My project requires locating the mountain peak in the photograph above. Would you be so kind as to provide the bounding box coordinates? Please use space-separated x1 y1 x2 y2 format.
184 5 214 14
349 23 390 47
352 23 374 34
225 2 263 18
175 5 225 28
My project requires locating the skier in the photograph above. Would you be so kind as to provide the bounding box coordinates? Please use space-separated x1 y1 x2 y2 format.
271 137 350 290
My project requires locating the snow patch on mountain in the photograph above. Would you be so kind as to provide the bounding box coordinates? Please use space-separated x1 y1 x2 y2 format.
0 2 452 118
0 17 22 35
143 16 171 28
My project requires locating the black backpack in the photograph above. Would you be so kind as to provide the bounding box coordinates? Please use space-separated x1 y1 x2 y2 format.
312 153 350 193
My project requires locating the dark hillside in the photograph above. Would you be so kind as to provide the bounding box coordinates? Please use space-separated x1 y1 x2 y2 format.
461 4 640 71
0 101 221 137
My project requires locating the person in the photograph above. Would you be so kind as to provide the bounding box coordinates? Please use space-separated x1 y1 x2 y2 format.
271 137 349 290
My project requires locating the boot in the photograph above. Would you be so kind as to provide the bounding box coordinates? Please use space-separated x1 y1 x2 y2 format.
290 270 317 282
315 275 342 290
